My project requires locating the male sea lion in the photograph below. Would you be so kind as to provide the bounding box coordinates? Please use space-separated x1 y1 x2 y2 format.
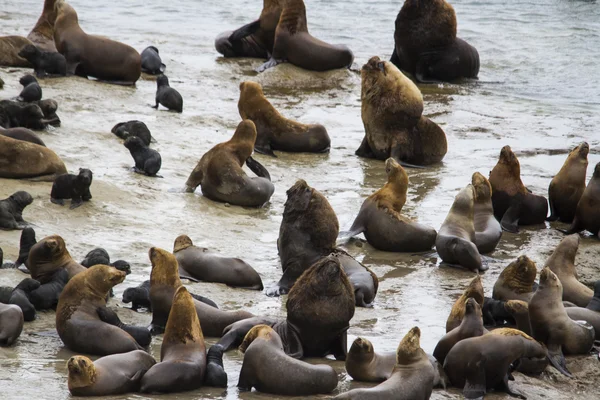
140 46 165 75
472 172 502 254
28 235 85 284
545 234 592 307
0 126 46 146
51 168 93 209
124 136 162 176
446 275 484 332
492 255 538 303
67 351 156 396
563 162 600 237
18 44 67 77
547 142 589 223
53 1 141 83
141 286 207 393
173 234 263 290
0 191 33 230
436 184 484 272
111 120 152 146
343 158 437 252
153 75 182 112
18 75 43 103
185 120 274 207
0 303 24 346
489 146 548 232
0 36 33 67
256 0 353 72
0 135 66 181
28 0 59 52
238 325 337 395
0 278 38 321
122 280 217 311
237 81 330 156
356 56 447 167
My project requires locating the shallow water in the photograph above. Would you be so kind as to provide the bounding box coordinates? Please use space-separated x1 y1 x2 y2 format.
1 0 600 399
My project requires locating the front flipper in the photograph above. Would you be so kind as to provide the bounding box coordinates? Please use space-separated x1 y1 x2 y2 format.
547 345 572 377
256 57 283 73
246 156 271 181
355 135 375 158
501 203 522 233
463 357 487 400
497 374 526 399
390 147 427 169
69 198 83 209
159 63 166 74
229 19 261 42
254 142 277 157
51 198 65 206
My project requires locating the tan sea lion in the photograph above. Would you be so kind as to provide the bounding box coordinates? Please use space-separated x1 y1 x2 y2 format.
184 120 274 207
492 255 537 302
446 275 484 332
27 235 85 284
345 337 396 383
356 56 447 167
563 162 600 237
67 351 156 396
237 81 330 156
0 303 24 346
342 158 437 252
0 36 34 67
0 134 67 181
547 142 589 223
141 286 207 393
28 0 59 52
472 172 502 254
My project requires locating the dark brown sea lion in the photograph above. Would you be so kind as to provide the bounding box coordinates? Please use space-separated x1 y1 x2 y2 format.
488 145 548 233
0 126 46 146
343 158 437 252
446 275 484 332
238 81 330 156
0 135 67 181
173 234 263 290
53 0 141 83
356 56 447 167
256 0 353 72
27 235 85 284
67 351 156 396
28 0 59 52
184 120 274 207
547 142 589 223
0 36 33 67
492 255 537 303
0 191 33 230
141 286 207 393
0 303 24 346
472 172 502 254
563 162 600 237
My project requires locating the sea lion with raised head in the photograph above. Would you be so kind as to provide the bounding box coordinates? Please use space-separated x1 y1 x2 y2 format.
0 36 34 67
0 303 24 346
18 44 67 77
345 337 396 383
28 0 59 52
472 172 502 254
141 46 165 75
446 275 484 332
0 191 33 230
563 162 600 237
0 126 46 146
0 135 66 181
492 255 538 303
27 235 85 284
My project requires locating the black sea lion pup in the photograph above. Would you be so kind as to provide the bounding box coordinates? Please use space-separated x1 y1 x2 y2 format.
0 126 46 146
562 162 600 237
50 168 93 209
18 44 67 77
124 137 162 176
472 172 502 254
80 248 131 275
18 75 42 102
123 279 218 311
0 191 33 230
482 297 512 327
492 255 537 303
0 279 39 321
28 269 69 310
111 120 152 146
141 46 165 75
28 235 85 283
96 307 151 347
0 100 54 130
153 75 182 113
33 99 60 127
446 275 484 332
0 303 24 346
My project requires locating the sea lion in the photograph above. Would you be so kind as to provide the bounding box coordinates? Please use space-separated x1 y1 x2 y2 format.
67 351 156 396
488 146 548 232
356 56 447 167
140 46 165 75
586 281 600 312
80 248 131 274
0 126 46 146
111 120 152 146
545 234 592 307
0 100 55 130
547 142 589 223
492 255 538 303
238 325 337 395
563 162 600 237
53 1 141 83
472 172 502 254
153 75 182 112
51 168 93 209
141 286 207 393
342 158 437 252
529 267 595 376
335 250 379 308
28 0 59 52
124 136 162 176
0 303 24 346
122 280 217 311
446 275 484 332
18 75 43 103
256 0 353 72
96 307 152 347
27 235 85 283
436 184 484 272
18 44 67 77
184 120 274 207
28 268 69 310
173 234 263 290
0 36 33 67
33 98 60 127
564 307 600 340
0 278 38 321
345 337 396 383
56 265 143 355
15 227 37 269
482 297 512 327
0 135 66 181
0 191 33 230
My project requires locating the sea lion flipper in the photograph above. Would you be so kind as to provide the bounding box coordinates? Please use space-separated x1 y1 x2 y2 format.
229 19 261 42
463 358 487 399
254 142 277 157
355 136 375 158
547 345 572 377
500 204 521 233
245 156 271 181
546 197 558 221
498 374 527 399
256 57 281 73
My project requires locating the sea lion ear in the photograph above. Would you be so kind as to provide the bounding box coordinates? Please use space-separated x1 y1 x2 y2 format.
377 62 386 75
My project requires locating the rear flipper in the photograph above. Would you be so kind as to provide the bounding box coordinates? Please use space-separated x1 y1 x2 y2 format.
501 202 522 233
190 293 218 308
246 156 271 181
390 47 400 68
256 57 282 73
204 345 228 387
254 141 277 157
547 345 572 377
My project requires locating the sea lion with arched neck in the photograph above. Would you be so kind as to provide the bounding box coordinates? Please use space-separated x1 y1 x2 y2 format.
562 162 600 238
472 172 502 254
28 0 59 52
27 235 85 284
0 135 67 181
446 275 484 332
492 255 538 303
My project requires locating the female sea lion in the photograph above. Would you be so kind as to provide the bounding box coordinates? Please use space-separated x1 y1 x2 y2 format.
492 255 537 303
124 136 162 176
141 286 207 393
18 44 67 77
357 56 447 166
51 168 93 209
547 142 589 223
563 162 600 237
343 158 437 252
53 0 141 83
472 172 502 254
28 0 59 52
345 337 396 383
446 275 484 332
256 0 353 72
238 325 337 395
122 280 217 311
153 75 182 113
0 191 33 230
0 126 46 146
28 235 85 284
67 351 156 396
0 36 33 67
185 120 274 207
237 81 330 156
173 234 263 290
140 46 165 75
0 303 24 346
436 184 484 272
488 145 548 233
17 75 42 103
111 120 152 146
0 135 67 181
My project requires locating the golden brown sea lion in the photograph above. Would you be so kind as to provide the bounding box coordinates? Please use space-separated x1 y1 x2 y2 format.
472 172 502 254
237 81 330 156
547 142 589 223
184 120 274 207
28 0 59 52
345 337 396 383
492 255 538 303
0 36 34 67
563 162 600 237
446 275 484 332
0 132 67 181
27 235 85 284
0 303 24 346
343 158 437 252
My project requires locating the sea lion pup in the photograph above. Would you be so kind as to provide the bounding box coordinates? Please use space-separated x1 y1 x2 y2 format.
122 280 218 311
148 247 253 336
51 168 93 209
237 81 330 156
256 0 353 72
17 75 43 103
28 268 69 310
356 56 447 167
446 275 484 332
111 120 152 146
436 184 484 272
124 136 162 176
80 248 131 274
343 158 437 252
185 120 275 207
488 146 548 233
153 75 183 113
529 267 595 376
545 234 592 307
0 126 46 146
0 135 67 181
472 172 502 254
173 234 263 290
18 44 67 77
15 227 36 269
547 142 589 223
482 297 512 327
563 162 600 237
67 351 156 396
0 303 24 346
28 0 59 52
0 36 34 67
335 327 435 400
0 100 50 130
33 98 61 127
492 255 538 303
141 46 165 75
0 191 33 230
0 279 39 321
53 1 141 83
238 325 337 395
28 235 85 284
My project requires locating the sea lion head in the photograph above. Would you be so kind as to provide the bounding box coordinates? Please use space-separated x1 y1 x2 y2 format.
67 355 96 390
396 326 425 365
149 247 182 288
146 46 159 54
111 260 131 275
34 235 69 262
124 136 146 150
549 234 580 272
505 299 529 316
464 297 482 319
173 234 194 253
55 1 78 24
284 179 314 212
228 120 257 161
239 324 275 353
386 157 409 188
156 74 169 87
85 264 126 298
499 255 537 293
539 267 562 293
497 145 521 175
348 337 375 357
77 168 93 186
20 74 38 86
451 184 475 216
464 275 484 304
471 172 492 202
10 191 33 209
17 44 39 60
573 142 589 159
239 81 263 99
163 286 203 346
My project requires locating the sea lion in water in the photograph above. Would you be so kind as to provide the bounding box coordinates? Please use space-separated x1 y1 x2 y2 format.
140 46 165 75
18 44 67 77
238 325 338 396
0 126 46 146
141 286 207 393
53 0 141 83
237 81 330 156
256 0 353 72
472 172 502 254
28 0 59 52
436 184 485 272
343 158 436 252
173 235 263 290
0 191 33 230
489 145 548 233
0 303 24 346
67 351 156 396
563 162 600 237
446 275 484 332
28 235 85 284
492 255 538 303
185 120 274 207
356 56 447 167
0 36 33 67
111 120 152 146
0 135 67 181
